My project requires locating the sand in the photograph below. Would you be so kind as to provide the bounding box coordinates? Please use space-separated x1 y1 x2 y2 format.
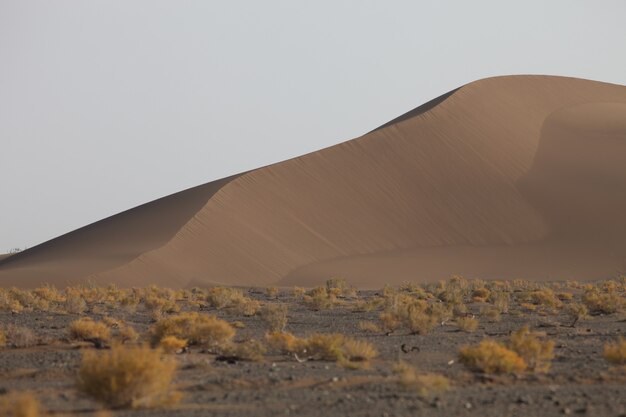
1 75 626 288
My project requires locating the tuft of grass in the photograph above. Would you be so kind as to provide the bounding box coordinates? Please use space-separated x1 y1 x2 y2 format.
159 336 188 354
456 316 479 332
582 287 624 315
222 339 267 362
459 340 526 374
68 318 111 345
393 361 450 397
305 333 377 368
206 287 260 316
302 287 337 310
603 337 626 365
564 302 588 327
358 321 381 333
508 326 554 373
0 391 42 417
77 344 180 409
4 325 38 348
150 312 235 351
260 303 288 332
266 287 279 298
265 332 307 356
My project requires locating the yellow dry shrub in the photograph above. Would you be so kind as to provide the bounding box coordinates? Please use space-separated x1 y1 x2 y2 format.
303 287 336 310
564 302 588 326
530 289 563 309
603 337 626 365
393 361 450 397
260 303 288 332
266 287 279 298
582 287 624 314
222 339 267 362
159 336 188 354
459 340 526 374
338 338 378 369
471 287 491 302
77 344 180 409
0 329 5 347
305 333 377 367
292 287 306 298
358 321 381 333
508 326 554 373
150 312 235 350
0 391 42 417
265 332 308 356
456 316 479 332
116 324 139 344
379 312 402 333
68 318 111 342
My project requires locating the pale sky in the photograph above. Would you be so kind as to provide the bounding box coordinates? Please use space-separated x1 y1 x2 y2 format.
1 0 626 251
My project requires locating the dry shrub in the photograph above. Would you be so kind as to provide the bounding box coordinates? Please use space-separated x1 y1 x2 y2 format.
305 333 377 367
260 303 288 332
0 391 42 417
472 287 491 303
303 287 336 310
69 318 111 343
77 344 180 409
479 305 502 322
520 303 537 312
116 324 139 344
379 311 402 333
456 316 479 332
4 325 37 348
508 326 554 372
265 332 307 356
604 337 626 365
222 339 267 362
393 361 450 396
266 287 279 298
150 312 235 350
64 295 87 314
206 287 260 316
159 336 188 354
0 329 5 347
529 288 563 310
459 340 526 374
358 321 381 333
582 287 624 315
564 302 588 326
292 287 306 298
326 278 357 298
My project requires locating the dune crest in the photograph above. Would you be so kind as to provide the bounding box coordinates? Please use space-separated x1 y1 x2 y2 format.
2 75 626 288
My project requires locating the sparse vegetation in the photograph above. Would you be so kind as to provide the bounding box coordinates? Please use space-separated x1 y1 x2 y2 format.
0 391 42 417
459 340 526 374
4 324 37 348
393 361 450 396
150 312 235 351
456 316 479 332
260 303 288 332
77 344 180 409
603 337 626 365
68 318 111 345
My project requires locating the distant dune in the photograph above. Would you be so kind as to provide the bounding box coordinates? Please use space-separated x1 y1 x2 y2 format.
2 75 626 288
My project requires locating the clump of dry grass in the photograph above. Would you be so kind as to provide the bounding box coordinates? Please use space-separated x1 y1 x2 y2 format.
150 312 235 351
0 391 42 417
4 325 38 348
64 294 87 314
266 287 279 298
265 332 307 356
68 318 111 345
222 339 267 362
564 302 588 327
77 343 180 409
358 321 381 333
508 326 554 372
0 329 5 347
456 316 479 332
206 287 260 316
260 303 288 332
582 286 624 315
459 340 526 374
305 333 377 368
393 361 450 397
603 337 626 365
159 336 188 354
302 286 337 310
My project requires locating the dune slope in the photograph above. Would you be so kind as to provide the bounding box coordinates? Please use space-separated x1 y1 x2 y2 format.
2 75 626 288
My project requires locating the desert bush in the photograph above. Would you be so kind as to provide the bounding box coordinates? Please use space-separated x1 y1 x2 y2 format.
406 304 439 335
292 287 306 298
77 344 180 409
379 311 402 334
0 391 42 417
564 302 588 326
471 287 490 303
603 337 626 365
358 321 381 333
303 286 337 310
150 312 235 350
266 287 279 298
508 326 554 372
305 333 377 367
265 332 307 356
489 291 510 313
0 329 6 347
260 303 288 332
4 325 37 348
479 305 501 322
64 294 87 314
159 336 188 354
68 318 111 344
582 287 624 314
206 287 260 316
456 316 479 332
222 339 267 362
529 288 563 310
116 324 139 344
393 361 450 396
337 338 378 369
459 340 526 374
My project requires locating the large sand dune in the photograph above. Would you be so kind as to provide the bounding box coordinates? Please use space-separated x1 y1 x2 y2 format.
2 75 626 288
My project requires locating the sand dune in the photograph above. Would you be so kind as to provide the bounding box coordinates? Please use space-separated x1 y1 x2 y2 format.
2 75 626 288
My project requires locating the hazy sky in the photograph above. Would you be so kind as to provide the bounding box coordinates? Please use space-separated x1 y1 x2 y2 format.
1 0 626 251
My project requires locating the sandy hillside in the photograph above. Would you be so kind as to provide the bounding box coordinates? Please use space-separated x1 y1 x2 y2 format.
1 75 626 288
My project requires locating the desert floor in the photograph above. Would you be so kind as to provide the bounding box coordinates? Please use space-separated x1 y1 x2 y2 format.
1 278 625 417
